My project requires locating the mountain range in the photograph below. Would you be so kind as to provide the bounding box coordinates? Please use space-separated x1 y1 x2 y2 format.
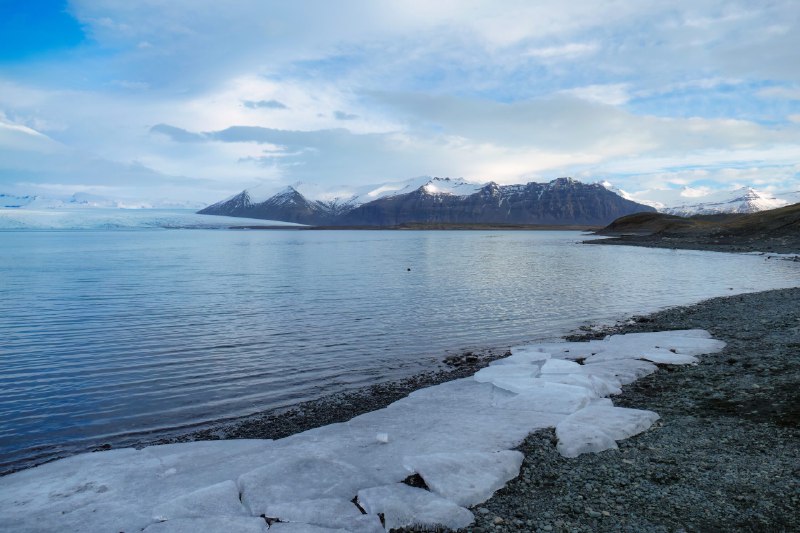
198 177 656 226
658 187 796 217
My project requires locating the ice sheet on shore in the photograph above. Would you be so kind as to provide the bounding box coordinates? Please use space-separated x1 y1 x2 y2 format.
0 330 725 533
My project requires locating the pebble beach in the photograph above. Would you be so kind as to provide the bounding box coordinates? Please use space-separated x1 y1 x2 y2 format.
160 285 799 533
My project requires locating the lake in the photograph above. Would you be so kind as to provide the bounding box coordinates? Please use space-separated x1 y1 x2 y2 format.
1 228 798 473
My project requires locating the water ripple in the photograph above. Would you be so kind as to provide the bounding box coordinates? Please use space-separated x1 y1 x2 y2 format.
0 230 797 473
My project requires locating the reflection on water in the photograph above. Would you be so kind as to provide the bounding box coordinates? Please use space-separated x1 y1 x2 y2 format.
0 229 797 472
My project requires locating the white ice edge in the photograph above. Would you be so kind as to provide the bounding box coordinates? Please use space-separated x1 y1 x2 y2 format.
0 329 725 532
0 208 304 230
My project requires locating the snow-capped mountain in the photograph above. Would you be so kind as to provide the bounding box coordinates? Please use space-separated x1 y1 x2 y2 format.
234 176 482 207
598 182 798 216
200 177 485 224
661 187 789 217
199 176 654 226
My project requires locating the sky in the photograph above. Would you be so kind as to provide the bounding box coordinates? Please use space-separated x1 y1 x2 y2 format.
1 0 799 206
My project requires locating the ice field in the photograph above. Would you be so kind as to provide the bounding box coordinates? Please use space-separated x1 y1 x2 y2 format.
0 330 725 532
0 208 301 230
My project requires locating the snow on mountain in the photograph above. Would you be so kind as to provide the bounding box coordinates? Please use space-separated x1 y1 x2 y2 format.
662 187 788 216
0 193 37 208
242 176 482 207
203 176 654 226
599 182 797 216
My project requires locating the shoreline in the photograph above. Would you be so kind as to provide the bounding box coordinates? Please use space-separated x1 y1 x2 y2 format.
229 223 601 231
584 234 800 255
154 286 800 532
463 287 800 532
147 347 510 447
2 287 798 531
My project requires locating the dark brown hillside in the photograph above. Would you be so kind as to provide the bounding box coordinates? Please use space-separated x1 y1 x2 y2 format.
589 203 800 254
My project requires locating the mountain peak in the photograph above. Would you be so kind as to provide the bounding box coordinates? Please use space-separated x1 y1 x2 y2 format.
199 176 654 226
663 186 788 216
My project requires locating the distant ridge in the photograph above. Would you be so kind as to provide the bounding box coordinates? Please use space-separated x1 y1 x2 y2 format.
591 202 800 254
199 177 655 226
661 187 788 216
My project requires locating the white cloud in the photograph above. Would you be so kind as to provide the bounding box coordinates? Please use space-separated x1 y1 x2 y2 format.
758 86 800 100
524 42 599 60
559 84 631 105
0 0 797 203
680 186 713 198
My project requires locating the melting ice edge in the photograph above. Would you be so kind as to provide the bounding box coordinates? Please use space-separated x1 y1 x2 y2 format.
0 329 725 532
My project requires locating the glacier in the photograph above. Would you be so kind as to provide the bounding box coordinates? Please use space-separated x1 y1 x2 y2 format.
0 330 725 532
0 208 302 230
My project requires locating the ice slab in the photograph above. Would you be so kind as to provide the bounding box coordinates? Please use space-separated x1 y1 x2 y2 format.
0 440 275 533
474 364 538 383
584 330 726 363
0 329 726 532
239 457 378 515
143 516 268 533
639 352 699 365
556 405 660 458
540 359 582 373
357 483 474 531
152 480 247 520
262 498 381 532
516 341 598 360
491 350 551 365
403 451 524 507
493 380 594 414
555 421 619 458
583 359 658 384
564 405 660 441
536 372 620 397
267 524 350 533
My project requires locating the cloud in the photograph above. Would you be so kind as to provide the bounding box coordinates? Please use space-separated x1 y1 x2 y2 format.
151 123 206 143
524 42 599 61
148 84 800 197
243 99 288 109
333 110 358 120
0 0 797 204
559 84 631 106
757 86 800 100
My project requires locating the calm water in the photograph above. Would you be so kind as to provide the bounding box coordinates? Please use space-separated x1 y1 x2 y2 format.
1 229 798 472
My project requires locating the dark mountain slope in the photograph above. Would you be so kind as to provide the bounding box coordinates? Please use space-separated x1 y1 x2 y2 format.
200 177 655 226
591 203 800 253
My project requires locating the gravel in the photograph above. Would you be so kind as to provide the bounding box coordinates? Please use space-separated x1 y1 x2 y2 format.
158 287 800 533
455 287 800 533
